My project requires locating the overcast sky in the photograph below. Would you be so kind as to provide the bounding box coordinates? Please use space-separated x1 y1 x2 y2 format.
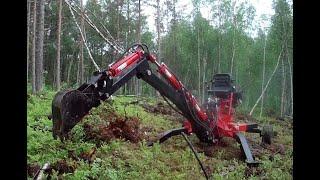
83 0 281 38
142 0 276 38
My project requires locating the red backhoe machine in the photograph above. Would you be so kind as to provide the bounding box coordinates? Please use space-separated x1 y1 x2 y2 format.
51 43 274 179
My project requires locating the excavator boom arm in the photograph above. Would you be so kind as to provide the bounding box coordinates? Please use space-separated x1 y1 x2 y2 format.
52 45 213 142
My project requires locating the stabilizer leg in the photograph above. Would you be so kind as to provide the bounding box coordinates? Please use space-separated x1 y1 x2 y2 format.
181 132 209 180
147 127 187 146
147 128 209 179
234 132 260 166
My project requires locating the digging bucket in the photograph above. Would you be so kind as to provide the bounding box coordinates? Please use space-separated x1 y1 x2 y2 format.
51 89 93 140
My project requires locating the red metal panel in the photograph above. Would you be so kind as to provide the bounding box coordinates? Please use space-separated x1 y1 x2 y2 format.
108 50 143 77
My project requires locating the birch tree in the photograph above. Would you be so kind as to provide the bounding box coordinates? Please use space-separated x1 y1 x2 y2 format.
250 48 283 116
230 0 237 75
137 0 142 95
260 33 267 118
78 0 85 85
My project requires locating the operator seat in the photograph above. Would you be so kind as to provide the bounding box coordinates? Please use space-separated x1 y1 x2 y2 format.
209 73 234 99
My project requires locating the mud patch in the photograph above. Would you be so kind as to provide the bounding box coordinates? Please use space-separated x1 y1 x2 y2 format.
195 139 242 160
247 138 286 159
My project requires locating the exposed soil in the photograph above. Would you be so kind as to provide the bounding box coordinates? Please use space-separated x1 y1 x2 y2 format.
83 113 143 143
193 134 286 164
244 138 287 162
195 139 242 160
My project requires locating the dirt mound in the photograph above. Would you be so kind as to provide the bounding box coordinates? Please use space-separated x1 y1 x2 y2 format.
83 116 142 143
141 101 178 116
78 103 144 144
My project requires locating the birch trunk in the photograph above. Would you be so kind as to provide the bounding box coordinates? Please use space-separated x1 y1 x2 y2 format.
280 55 286 117
117 2 120 41
79 0 85 85
136 0 141 95
246 57 250 108
286 48 293 116
126 0 132 94
260 35 267 118
230 1 236 75
156 0 161 96
76 53 80 85
202 53 207 103
230 29 236 75
217 0 222 73
282 14 293 116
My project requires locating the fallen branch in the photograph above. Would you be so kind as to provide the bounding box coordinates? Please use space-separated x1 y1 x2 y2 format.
249 48 283 116
34 162 50 180
115 95 138 97
64 0 100 71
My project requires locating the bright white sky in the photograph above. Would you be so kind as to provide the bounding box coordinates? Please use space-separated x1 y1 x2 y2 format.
83 0 279 38
142 0 275 38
